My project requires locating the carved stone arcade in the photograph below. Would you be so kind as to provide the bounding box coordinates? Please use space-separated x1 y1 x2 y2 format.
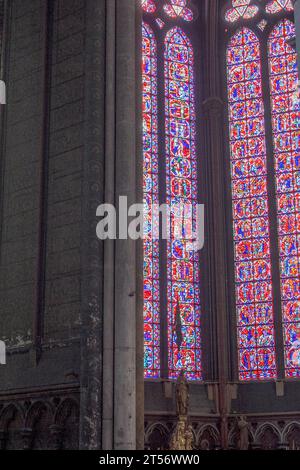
0 394 79 450
145 415 300 450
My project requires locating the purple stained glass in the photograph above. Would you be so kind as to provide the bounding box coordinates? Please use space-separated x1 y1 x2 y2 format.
225 0 259 23
268 20 300 378
165 27 202 380
227 28 277 381
142 23 160 378
266 0 294 14
163 0 194 22
142 0 157 14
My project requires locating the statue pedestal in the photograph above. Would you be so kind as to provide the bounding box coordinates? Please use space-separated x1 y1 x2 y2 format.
169 416 194 451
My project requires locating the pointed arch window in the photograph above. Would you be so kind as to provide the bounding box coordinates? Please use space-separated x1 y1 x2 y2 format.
142 0 202 380
142 22 160 378
225 1 300 380
268 19 300 378
164 27 201 380
227 27 277 380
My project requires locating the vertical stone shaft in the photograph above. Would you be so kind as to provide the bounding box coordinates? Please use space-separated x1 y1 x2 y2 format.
204 0 229 449
82 0 141 450
294 0 300 79
114 0 138 450
80 0 106 450
102 0 116 451
33 0 52 364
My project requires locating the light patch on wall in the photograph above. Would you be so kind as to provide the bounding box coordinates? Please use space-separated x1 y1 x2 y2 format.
0 80 6 104
0 341 6 364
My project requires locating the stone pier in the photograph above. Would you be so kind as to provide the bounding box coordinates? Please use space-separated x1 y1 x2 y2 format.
80 0 143 450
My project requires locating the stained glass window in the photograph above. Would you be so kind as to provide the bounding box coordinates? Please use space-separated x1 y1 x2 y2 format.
225 1 259 23
163 0 194 22
226 2 300 381
142 0 157 13
268 20 300 378
142 1 201 381
142 23 160 378
165 27 201 380
266 0 294 14
227 28 277 380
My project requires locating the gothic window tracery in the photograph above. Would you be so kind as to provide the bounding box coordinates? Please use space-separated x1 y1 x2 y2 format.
225 0 259 23
266 0 294 14
142 0 300 383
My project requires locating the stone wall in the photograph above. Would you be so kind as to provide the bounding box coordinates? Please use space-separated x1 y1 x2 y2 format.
0 0 140 451
0 391 79 450
44 0 85 342
0 0 83 399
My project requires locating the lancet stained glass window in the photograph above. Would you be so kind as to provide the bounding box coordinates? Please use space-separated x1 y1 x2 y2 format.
142 1 202 380
165 27 201 380
226 1 300 380
142 23 160 378
268 20 300 377
227 28 277 380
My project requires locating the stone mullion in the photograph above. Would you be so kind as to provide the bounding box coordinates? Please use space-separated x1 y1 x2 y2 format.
114 0 139 451
204 0 230 450
102 0 116 451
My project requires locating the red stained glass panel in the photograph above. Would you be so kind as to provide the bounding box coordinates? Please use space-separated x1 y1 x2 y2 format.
142 23 160 378
268 20 300 378
165 27 201 380
227 28 277 381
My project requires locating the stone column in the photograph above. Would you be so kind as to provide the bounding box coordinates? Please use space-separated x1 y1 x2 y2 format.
203 0 229 449
0 430 6 450
113 0 140 451
80 0 142 451
294 0 300 78
20 428 33 450
49 425 64 450
102 0 116 451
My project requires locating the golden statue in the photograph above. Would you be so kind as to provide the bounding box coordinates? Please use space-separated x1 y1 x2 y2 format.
170 420 186 451
185 423 194 450
169 370 194 450
169 418 194 451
